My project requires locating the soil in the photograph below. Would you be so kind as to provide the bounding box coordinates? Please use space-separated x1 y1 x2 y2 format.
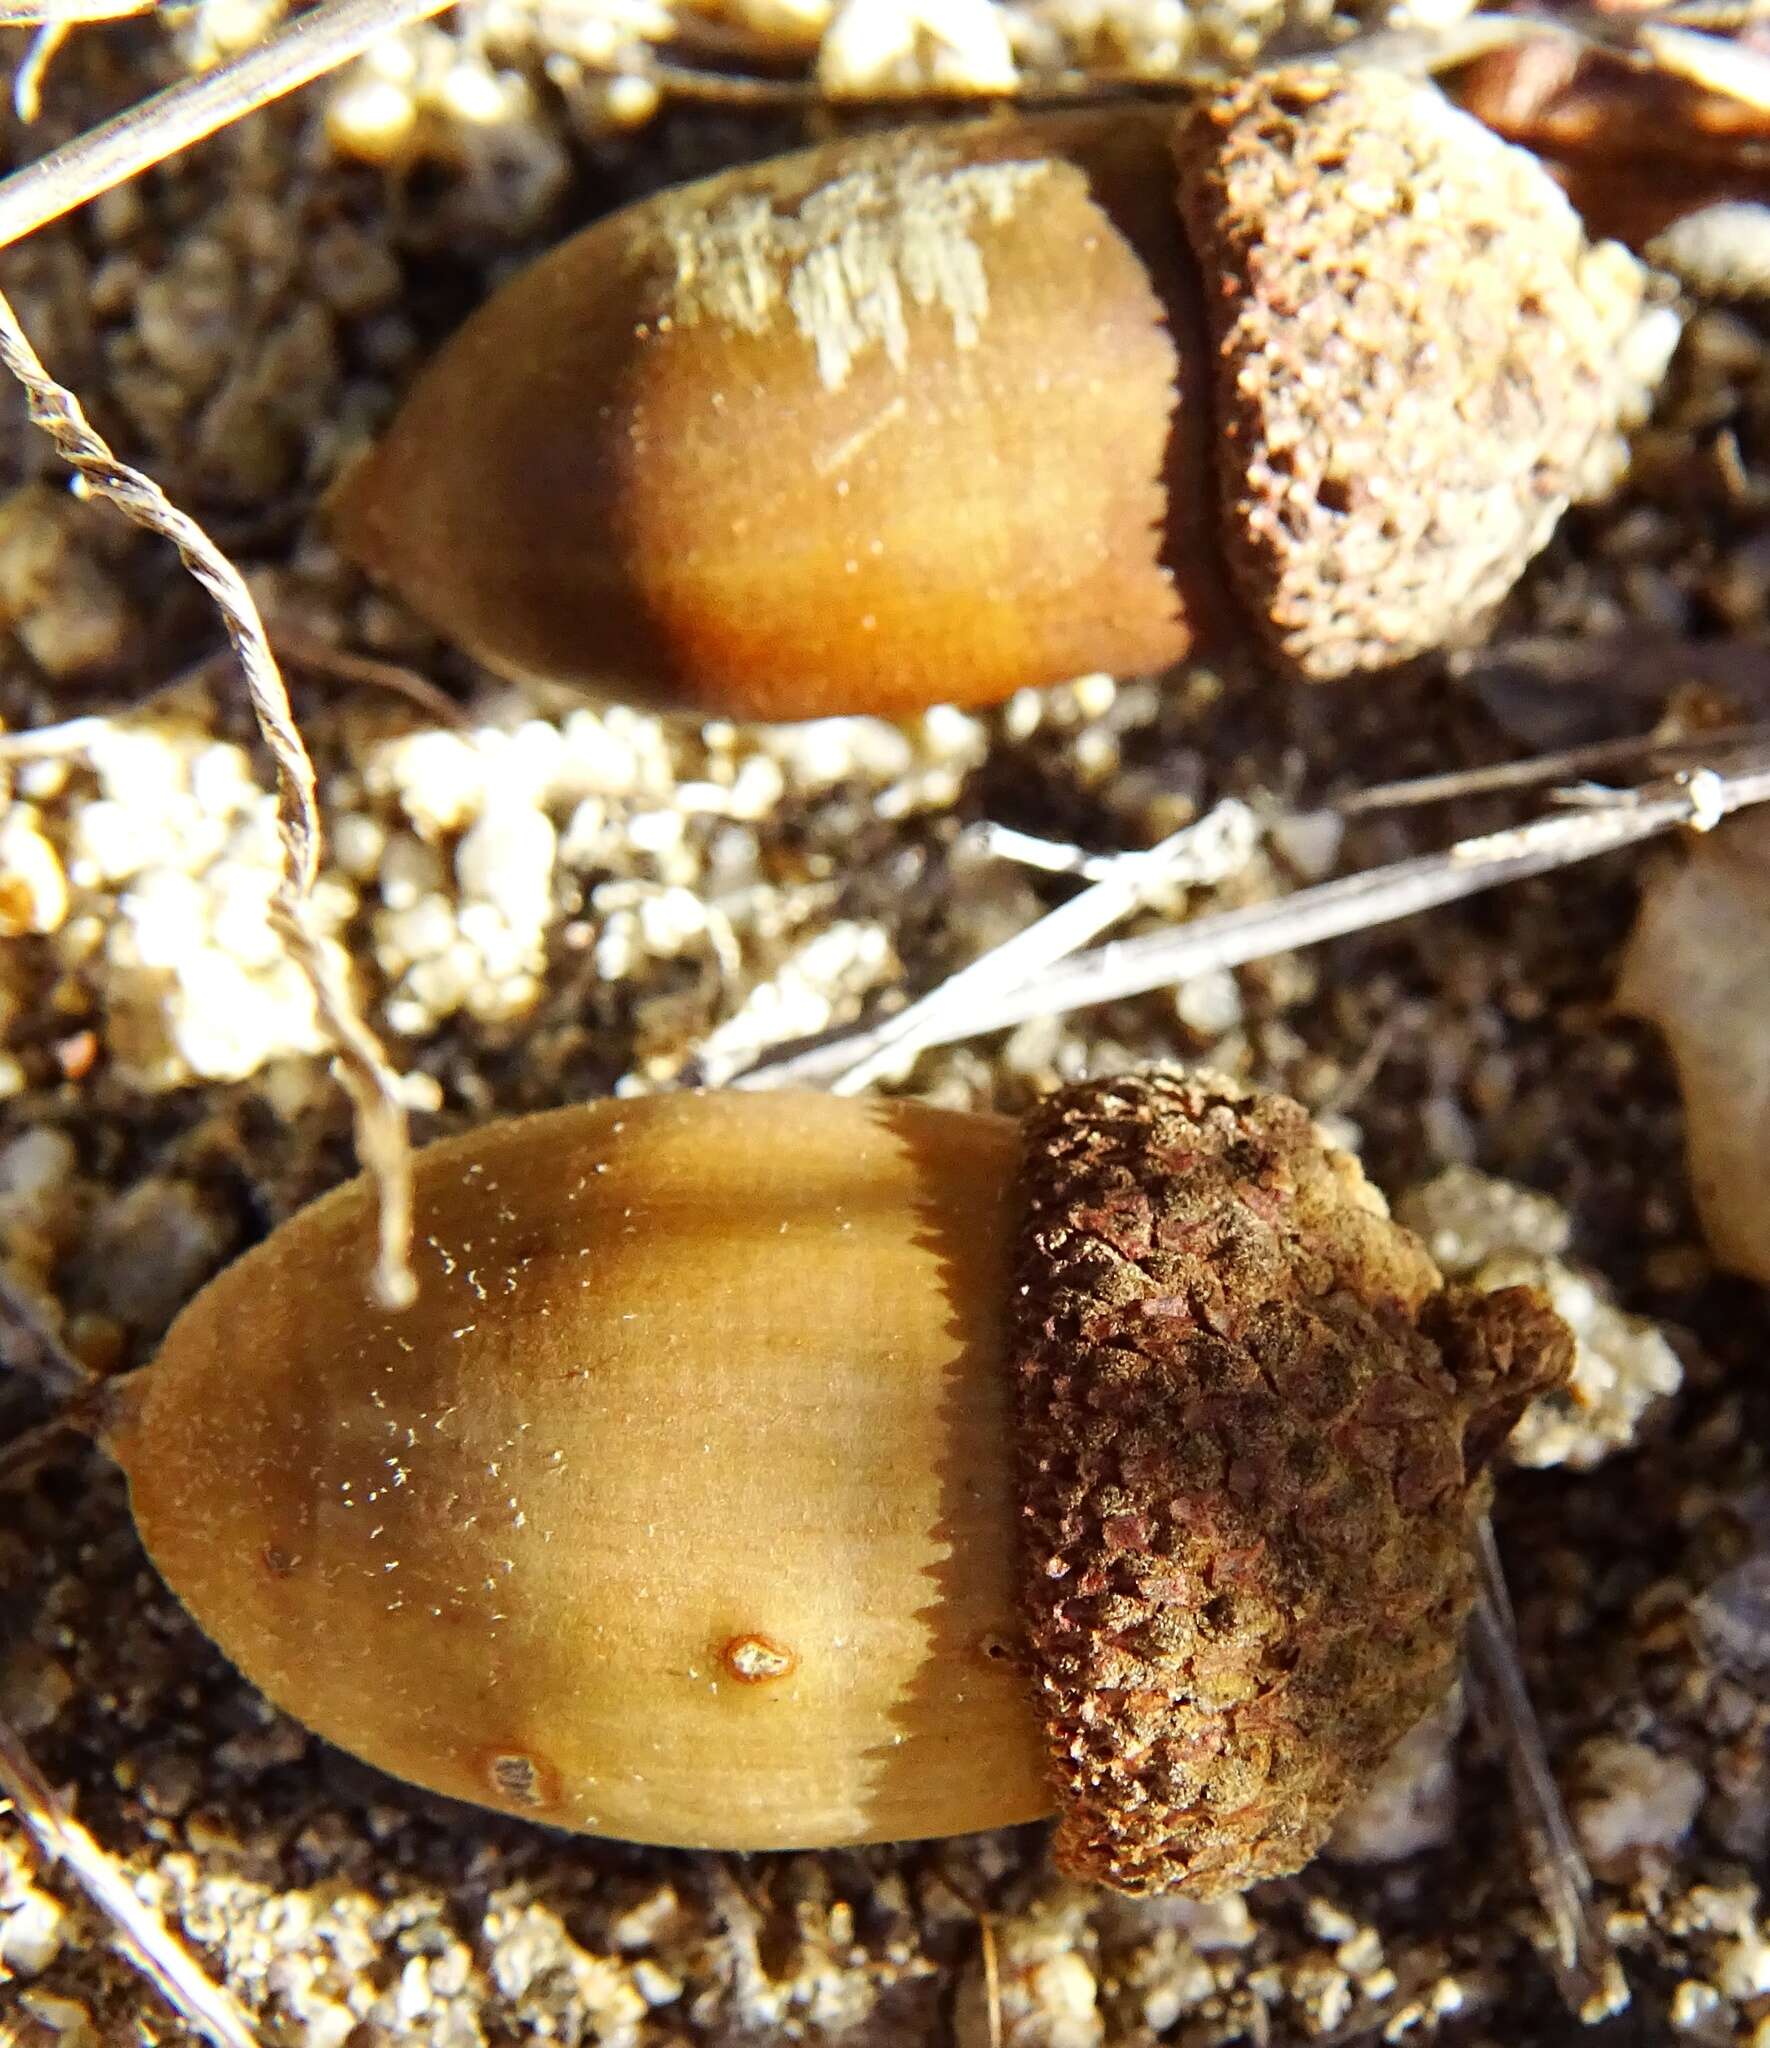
2 6 1769 2043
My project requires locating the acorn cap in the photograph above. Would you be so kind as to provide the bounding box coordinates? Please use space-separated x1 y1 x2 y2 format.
1175 65 1678 681
1009 1070 1572 1896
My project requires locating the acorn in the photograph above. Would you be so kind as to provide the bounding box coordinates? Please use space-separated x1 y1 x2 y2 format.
332 64 1675 722
106 1072 1572 1896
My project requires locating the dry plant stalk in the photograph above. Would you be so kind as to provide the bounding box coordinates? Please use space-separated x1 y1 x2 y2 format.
823 802 1259 1095
1468 1521 1624 2019
0 0 454 245
0 289 417 1310
0 1709 260 2048
0 0 151 21
739 747 1770 1088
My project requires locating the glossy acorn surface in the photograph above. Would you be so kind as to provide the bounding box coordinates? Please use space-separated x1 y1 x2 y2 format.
336 108 1209 721
112 1093 1046 1850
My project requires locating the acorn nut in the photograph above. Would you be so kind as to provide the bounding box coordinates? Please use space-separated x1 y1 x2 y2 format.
333 64 1676 722
108 1072 1573 1896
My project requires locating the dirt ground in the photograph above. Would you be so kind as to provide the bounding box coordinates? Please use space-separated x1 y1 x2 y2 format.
2 5 1770 2042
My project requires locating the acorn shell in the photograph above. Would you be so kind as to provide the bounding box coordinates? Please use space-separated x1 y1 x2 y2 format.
109 1092 1049 1849
333 110 1214 721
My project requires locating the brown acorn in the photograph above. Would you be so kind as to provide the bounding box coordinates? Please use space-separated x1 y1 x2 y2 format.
332 64 1674 722
107 1072 1572 1897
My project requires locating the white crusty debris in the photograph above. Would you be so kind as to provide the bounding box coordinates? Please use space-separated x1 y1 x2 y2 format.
1398 1165 1683 1469
1569 1736 1705 1877
662 143 1048 391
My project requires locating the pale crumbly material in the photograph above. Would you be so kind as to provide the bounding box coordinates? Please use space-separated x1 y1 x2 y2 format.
1174 65 1676 680
1006 1070 1572 1896
1398 1165 1685 1470
654 144 1053 392
1570 1736 1707 1878
1328 1683 1464 1867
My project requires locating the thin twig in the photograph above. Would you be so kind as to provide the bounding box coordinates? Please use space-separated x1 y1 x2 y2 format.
0 1262 89 1400
0 287 416 1308
0 0 149 21
1337 721 1770 816
1467 1518 1628 2021
1449 633 1770 716
1319 1013 1401 1116
0 1710 261 2048
14 22 68 124
0 0 455 247
0 1383 111 1486
0 0 150 111
639 52 1201 107
270 620 470 729
734 750 1770 1088
635 54 819 107
0 624 464 757
828 801 1258 1095
965 822 1133 881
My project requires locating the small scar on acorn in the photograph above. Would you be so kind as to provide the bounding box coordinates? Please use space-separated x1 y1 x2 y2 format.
720 1634 798 1685
481 1749 559 1810
86 1070 1577 1896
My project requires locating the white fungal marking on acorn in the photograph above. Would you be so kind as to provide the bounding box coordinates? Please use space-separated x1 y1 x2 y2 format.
662 148 1051 390
815 395 910 476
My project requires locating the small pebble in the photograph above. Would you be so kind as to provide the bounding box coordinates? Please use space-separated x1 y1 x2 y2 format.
0 1889 68 1974
1571 1738 1706 1875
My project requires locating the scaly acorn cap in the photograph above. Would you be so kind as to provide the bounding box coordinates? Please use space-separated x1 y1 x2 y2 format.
1174 65 1675 681
1009 1071 1571 1895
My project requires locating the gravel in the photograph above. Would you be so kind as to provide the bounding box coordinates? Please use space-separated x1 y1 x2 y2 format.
2 4 1770 2043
